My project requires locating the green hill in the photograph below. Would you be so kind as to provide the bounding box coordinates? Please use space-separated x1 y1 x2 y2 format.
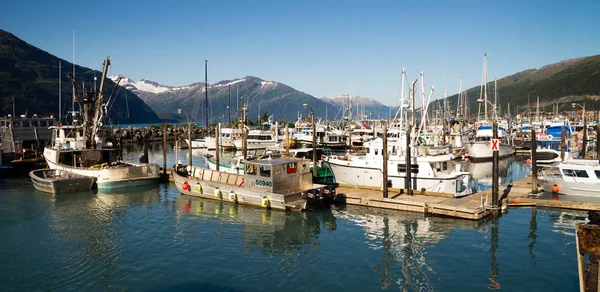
0 29 161 124
447 55 600 116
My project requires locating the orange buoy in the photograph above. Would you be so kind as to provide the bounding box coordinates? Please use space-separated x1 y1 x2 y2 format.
551 184 559 193
526 158 531 164
182 182 190 191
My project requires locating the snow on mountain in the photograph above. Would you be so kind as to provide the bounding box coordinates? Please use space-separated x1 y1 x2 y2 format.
320 95 388 107
109 74 175 94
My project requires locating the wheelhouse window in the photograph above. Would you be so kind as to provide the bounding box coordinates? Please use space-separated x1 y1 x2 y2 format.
21 120 30 127
260 166 271 177
39 120 47 127
562 169 589 178
397 164 419 173
595 170 600 179
246 164 257 175
286 163 297 174
12 121 20 128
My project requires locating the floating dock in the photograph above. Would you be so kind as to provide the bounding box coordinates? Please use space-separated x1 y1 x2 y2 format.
336 177 600 220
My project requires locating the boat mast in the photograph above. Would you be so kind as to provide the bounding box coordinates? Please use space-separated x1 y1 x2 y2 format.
205 60 208 130
457 77 463 119
494 77 498 121
72 31 76 115
59 61 61 122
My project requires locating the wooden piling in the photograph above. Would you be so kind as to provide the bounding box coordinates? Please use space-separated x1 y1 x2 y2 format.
382 124 388 199
188 123 192 166
405 127 412 196
33 126 39 158
285 122 289 156
582 114 588 159
492 121 499 211
242 107 247 159
561 124 566 161
531 128 538 194
162 124 167 175
215 124 220 172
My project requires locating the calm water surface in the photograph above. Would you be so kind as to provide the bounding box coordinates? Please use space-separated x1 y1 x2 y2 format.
0 144 586 291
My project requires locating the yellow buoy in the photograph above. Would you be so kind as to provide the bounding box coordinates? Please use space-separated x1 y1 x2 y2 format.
214 187 222 199
228 191 237 203
195 182 202 193
261 195 270 208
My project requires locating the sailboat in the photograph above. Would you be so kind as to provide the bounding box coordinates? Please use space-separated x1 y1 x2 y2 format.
43 57 160 189
464 54 515 160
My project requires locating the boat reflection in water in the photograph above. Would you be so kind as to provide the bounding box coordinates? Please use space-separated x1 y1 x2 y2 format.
175 195 337 249
458 156 531 191
336 205 490 291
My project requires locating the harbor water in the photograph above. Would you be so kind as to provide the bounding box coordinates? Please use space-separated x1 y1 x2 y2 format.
0 143 585 291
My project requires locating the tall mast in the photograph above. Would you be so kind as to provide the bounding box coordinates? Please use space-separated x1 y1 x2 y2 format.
59 61 61 121
72 31 76 113
457 77 463 119
494 77 498 121
536 96 540 121
204 60 208 129
228 84 231 125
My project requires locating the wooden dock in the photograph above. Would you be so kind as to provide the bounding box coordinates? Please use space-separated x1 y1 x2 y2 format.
336 177 600 220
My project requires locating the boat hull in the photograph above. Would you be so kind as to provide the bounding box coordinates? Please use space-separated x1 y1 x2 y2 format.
327 158 474 197
172 165 330 211
30 169 95 194
465 141 515 160
44 147 160 189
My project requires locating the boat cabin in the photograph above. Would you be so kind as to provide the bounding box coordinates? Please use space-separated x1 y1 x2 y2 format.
0 115 55 158
243 157 313 194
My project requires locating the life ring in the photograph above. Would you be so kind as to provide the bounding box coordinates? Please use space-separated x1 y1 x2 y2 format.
546 135 553 140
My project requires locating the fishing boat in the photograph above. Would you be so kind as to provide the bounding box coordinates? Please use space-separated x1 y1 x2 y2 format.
326 137 475 197
464 55 515 161
173 156 335 211
43 57 160 189
233 123 279 150
538 159 600 197
30 169 95 194
206 148 337 185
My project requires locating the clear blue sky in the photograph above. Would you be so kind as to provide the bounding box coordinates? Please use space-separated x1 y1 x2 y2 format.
2 0 599 106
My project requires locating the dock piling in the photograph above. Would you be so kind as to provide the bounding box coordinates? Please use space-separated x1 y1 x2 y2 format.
582 113 588 158
561 124 565 161
382 123 388 198
492 121 499 212
531 128 538 194
163 124 167 175
216 124 220 172
188 123 192 166
405 126 412 196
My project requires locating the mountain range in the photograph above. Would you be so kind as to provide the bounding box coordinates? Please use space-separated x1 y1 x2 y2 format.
0 29 160 124
110 75 395 123
2 28 600 125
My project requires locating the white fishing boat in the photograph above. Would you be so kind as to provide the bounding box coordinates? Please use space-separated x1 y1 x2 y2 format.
234 123 279 150
173 156 335 210
30 169 95 194
538 159 600 197
464 55 515 161
43 57 160 189
326 137 475 197
186 138 206 149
